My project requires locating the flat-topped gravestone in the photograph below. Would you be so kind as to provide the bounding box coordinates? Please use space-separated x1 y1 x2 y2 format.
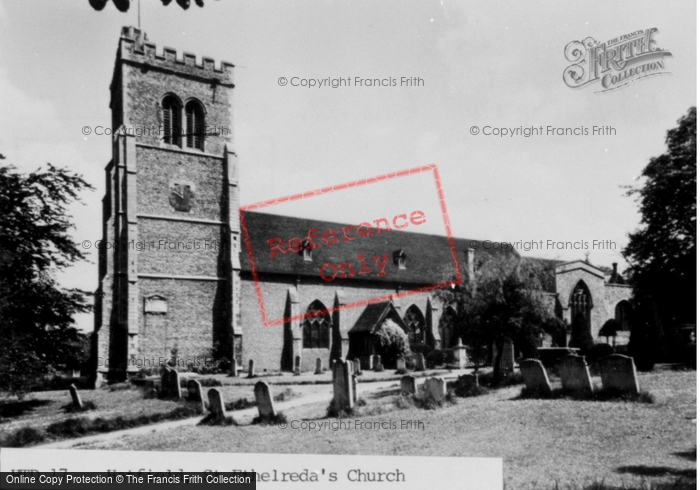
396 358 406 371
332 360 354 412
558 354 593 395
372 355 382 372
455 374 479 394
401 375 417 395
414 353 426 371
254 381 276 420
520 359 552 396
315 357 323 375
247 359 255 378
353 358 362 375
599 354 640 395
229 361 238 378
68 384 83 410
366 355 375 371
424 377 446 402
207 388 226 422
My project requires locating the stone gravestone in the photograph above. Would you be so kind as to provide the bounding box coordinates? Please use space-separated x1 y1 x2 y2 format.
558 354 593 396
294 356 301 376
187 379 206 411
247 359 255 378
68 384 83 410
520 359 552 396
314 357 323 375
160 367 172 397
423 377 447 403
372 355 382 372
352 373 358 403
254 381 276 421
353 358 362 376
207 388 226 422
168 369 182 399
599 354 640 395
396 358 406 371
332 360 354 412
453 338 468 369
455 374 479 394
401 375 417 395
230 360 238 378
494 340 515 373
414 353 426 371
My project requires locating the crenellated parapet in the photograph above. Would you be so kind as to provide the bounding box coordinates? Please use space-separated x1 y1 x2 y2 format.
117 26 234 85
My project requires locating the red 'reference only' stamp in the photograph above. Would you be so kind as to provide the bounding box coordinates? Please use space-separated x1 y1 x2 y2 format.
240 164 461 327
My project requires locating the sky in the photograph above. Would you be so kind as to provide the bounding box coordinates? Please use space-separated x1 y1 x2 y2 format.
0 0 695 331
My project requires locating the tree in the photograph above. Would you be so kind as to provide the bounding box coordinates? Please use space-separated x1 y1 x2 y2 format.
0 162 93 396
569 311 594 353
372 319 412 368
89 0 205 12
436 254 554 385
623 107 696 340
627 294 665 371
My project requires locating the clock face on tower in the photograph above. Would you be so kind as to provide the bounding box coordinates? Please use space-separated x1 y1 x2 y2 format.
168 179 195 212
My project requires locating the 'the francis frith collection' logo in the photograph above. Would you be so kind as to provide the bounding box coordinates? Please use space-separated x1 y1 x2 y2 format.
563 28 672 93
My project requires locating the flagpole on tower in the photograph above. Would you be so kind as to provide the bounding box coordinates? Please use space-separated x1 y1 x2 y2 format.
138 0 141 29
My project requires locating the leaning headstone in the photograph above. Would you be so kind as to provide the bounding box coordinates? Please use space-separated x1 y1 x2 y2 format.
332 360 354 412
455 374 479 394
599 354 640 395
396 358 406 371
207 388 226 422
423 377 447 402
254 381 276 420
247 359 255 378
68 384 83 410
558 354 593 396
314 357 323 375
401 375 417 395
187 379 206 411
353 358 362 376
372 355 382 372
168 369 182 399
414 353 426 371
520 359 552 396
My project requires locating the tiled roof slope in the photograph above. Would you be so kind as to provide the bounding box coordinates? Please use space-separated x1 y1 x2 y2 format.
240 210 517 286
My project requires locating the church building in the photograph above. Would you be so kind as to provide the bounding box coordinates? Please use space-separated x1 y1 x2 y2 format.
93 27 632 381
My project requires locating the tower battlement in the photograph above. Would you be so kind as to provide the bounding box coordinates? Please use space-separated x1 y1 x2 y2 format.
118 26 234 82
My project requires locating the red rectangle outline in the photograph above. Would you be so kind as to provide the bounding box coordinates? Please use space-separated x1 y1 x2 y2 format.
239 164 462 327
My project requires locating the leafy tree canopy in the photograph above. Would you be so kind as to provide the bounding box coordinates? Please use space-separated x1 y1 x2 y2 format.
0 162 93 396
623 107 696 329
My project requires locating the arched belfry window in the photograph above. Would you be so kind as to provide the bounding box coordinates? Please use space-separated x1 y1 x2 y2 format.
162 95 182 146
185 100 205 150
403 305 426 345
303 300 331 349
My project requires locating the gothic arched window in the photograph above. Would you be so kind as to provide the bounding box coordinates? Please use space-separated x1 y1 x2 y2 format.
403 305 426 345
185 100 205 150
162 95 182 146
303 300 331 349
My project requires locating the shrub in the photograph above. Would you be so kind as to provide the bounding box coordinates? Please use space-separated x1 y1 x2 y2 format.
542 317 568 347
586 343 614 366
1 427 46 447
425 350 448 368
63 400 97 413
273 388 294 402
252 411 287 426
225 398 255 411
373 319 412 368
198 378 223 387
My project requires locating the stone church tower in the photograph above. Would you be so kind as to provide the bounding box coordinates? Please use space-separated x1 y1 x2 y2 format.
93 27 240 381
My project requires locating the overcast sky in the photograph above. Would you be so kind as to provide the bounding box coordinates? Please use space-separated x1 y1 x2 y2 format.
0 0 695 330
